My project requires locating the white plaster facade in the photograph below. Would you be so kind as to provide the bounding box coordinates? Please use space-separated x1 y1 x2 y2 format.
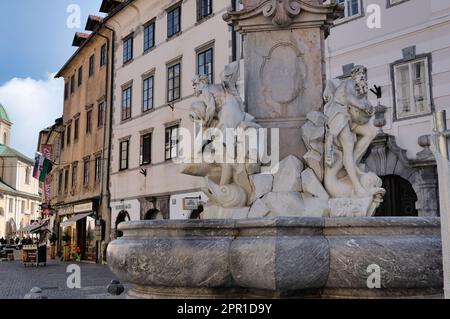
0 107 40 239
325 0 450 159
107 0 242 224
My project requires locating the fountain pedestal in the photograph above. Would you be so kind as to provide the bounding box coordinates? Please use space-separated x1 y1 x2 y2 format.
107 217 443 299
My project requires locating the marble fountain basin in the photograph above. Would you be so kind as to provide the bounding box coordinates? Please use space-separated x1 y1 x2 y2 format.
107 217 443 299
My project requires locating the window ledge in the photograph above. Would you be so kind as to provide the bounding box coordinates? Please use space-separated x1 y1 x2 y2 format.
333 13 364 26
196 13 215 26
394 111 433 122
166 31 182 42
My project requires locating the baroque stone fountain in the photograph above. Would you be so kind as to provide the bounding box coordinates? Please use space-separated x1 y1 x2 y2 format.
107 0 443 298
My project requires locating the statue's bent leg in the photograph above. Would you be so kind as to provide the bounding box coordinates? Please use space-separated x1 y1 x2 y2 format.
338 126 368 197
353 123 378 163
220 163 233 185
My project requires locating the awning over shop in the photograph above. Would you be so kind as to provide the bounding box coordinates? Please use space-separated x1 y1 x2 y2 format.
17 223 47 233
60 212 93 227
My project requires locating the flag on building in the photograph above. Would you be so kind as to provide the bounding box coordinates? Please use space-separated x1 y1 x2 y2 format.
33 152 53 182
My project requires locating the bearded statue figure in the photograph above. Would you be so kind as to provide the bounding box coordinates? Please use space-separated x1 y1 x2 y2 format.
321 65 385 209
183 62 261 212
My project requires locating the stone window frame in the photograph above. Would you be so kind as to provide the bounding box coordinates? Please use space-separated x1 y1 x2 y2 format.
143 18 156 53
386 0 410 8
167 3 182 39
119 136 131 171
73 114 80 143
94 154 102 184
142 68 155 113
85 104 93 134
83 156 90 187
121 81 133 122
164 119 181 161
197 0 213 23
123 33 134 65
77 66 83 87
71 162 78 194
140 129 153 166
166 56 183 104
333 0 365 25
89 54 95 77
196 40 215 84
390 51 434 122
100 43 107 67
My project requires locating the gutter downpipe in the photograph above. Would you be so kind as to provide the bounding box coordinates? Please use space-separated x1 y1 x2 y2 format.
97 23 115 263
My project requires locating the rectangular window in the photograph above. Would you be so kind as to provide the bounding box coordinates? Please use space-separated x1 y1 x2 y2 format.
89 54 95 77
86 109 92 133
70 75 75 94
61 131 65 150
64 82 69 100
98 101 104 127
143 21 155 52
122 86 132 121
58 171 63 194
95 156 102 183
64 168 69 193
123 35 133 64
66 124 71 146
143 76 154 112
78 67 83 87
140 133 152 165
197 47 214 84
100 44 107 67
167 63 181 102
337 0 361 18
83 159 89 186
25 167 30 185
165 125 179 160
8 198 13 213
393 56 432 119
167 6 181 38
74 118 79 142
71 164 77 191
119 140 129 170
197 0 212 21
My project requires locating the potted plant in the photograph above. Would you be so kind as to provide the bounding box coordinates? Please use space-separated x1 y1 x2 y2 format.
49 233 57 259
72 246 81 261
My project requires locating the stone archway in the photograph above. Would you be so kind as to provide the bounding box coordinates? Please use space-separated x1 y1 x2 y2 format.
364 133 438 217
144 209 164 220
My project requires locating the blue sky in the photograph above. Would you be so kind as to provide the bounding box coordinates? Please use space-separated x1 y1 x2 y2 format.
0 0 103 158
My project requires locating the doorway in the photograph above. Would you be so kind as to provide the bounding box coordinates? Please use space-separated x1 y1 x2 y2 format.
375 175 418 217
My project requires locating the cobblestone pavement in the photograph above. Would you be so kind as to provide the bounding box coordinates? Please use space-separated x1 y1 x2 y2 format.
0 260 130 299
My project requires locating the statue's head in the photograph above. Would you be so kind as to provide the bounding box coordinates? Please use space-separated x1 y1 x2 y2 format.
351 65 368 94
192 74 210 97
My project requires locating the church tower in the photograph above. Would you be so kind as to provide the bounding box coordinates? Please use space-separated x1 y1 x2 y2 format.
0 104 11 146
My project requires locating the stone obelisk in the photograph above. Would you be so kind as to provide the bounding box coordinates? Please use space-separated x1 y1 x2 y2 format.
224 0 339 159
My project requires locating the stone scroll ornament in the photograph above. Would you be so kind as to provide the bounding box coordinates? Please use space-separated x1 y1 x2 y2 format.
183 63 385 219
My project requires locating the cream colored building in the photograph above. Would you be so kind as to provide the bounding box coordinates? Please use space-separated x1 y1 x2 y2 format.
0 104 40 239
105 0 242 232
325 0 450 216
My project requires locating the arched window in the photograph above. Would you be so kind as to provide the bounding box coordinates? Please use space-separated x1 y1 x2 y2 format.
3 132 6 144
375 175 418 217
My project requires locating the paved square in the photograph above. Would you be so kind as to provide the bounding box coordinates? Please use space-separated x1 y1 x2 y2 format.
0 260 130 299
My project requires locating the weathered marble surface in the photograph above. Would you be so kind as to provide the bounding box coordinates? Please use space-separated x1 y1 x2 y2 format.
107 217 443 299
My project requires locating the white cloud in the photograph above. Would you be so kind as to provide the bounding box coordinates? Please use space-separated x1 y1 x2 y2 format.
0 74 63 158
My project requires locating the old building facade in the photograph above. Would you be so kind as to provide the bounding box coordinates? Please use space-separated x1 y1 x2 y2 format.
105 0 242 237
325 0 449 216
0 104 40 239
52 16 113 262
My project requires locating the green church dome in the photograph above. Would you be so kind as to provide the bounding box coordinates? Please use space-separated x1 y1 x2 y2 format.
0 104 10 123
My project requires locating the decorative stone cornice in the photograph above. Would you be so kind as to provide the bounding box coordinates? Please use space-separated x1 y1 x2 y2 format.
224 0 339 29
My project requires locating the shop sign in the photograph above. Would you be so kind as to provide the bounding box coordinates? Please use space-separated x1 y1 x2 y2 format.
183 197 200 210
115 203 132 211
74 202 93 213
